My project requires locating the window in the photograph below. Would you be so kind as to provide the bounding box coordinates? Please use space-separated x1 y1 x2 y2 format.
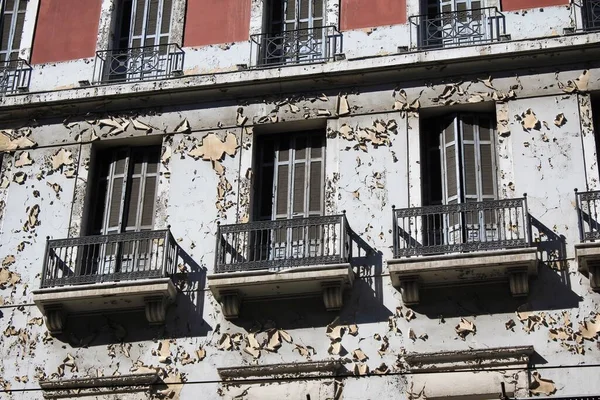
89 146 160 236
264 0 325 64
420 0 488 48
107 0 174 82
0 0 26 62
421 113 497 244
253 131 325 260
115 0 172 51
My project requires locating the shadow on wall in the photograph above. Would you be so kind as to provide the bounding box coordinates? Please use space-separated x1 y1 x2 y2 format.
54 246 212 346
411 216 581 319
228 237 393 330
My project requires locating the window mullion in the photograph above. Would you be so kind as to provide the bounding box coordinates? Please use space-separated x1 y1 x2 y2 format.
118 149 132 233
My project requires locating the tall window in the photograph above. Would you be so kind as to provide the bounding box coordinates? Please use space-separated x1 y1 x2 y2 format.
115 0 172 51
0 0 26 62
422 114 497 244
89 146 160 236
421 0 487 48
265 0 325 64
253 131 325 260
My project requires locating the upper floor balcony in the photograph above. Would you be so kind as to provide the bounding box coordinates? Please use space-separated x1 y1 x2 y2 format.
92 43 184 85
388 197 538 305
250 26 343 68
409 6 508 50
33 229 178 334
208 214 355 319
574 189 600 291
0 58 31 95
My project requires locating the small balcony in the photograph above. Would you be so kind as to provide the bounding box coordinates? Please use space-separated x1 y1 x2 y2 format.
208 214 354 319
92 43 184 84
0 58 31 95
574 189 600 290
583 0 600 31
409 7 508 50
388 197 537 305
33 229 178 334
250 26 343 68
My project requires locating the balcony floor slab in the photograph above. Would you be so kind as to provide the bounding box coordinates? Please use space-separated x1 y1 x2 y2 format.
33 278 177 315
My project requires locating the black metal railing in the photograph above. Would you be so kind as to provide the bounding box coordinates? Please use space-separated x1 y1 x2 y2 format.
393 197 531 258
250 26 342 67
215 214 351 273
0 59 31 95
93 43 184 84
409 7 507 50
583 0 600 31
575 189 600 242
40 229 178 288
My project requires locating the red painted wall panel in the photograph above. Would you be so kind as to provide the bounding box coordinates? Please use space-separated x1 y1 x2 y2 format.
501 0 569 11
31 0 102 64
341 0 407 31
184 0 251 47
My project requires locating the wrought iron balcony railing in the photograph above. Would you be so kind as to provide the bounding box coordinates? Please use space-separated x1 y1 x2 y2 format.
393 197 531 258
575 189 600 242
583 0 600 31
93 43 184 84
215 214 351 273
40 229 178 289
409 7 507 50
250 26 342 67
0 58 31 95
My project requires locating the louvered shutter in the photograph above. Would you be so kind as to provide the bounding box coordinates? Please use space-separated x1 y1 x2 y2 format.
441 116 460 206
0 0 26 62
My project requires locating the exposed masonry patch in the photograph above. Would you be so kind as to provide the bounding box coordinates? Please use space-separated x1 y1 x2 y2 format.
328 119 398 152
0 128 36 152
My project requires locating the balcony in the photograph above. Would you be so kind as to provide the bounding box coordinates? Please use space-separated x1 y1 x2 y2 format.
92 43 184 84
33 229 178 334
250 26 343 68
409 7 508 50
0 59 31 95
388 197 538 305
574 189 600 290
208 214 354 319
583 0 600 31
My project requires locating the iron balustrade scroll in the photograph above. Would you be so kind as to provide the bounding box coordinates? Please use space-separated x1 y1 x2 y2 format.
583 0 600 31
40 229 178 289
250 26 342 67
575 189 600 242
93 43 184 84
393 197 531 258
409 7 507 50
215 214 351 273
0 59 31 95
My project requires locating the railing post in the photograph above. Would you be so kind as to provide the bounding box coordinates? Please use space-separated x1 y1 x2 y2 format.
214 221 222 273
522 193 532 246
392 205 398 258
575 188 585 243
40 236 51 288
162 226 171 276
340 211 348 262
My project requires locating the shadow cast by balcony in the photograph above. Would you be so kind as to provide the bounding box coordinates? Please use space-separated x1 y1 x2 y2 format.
388 197 539 306
32 228 195 336
208 214 365 319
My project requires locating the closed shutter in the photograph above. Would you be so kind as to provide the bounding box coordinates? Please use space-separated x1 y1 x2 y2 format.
128 0 173 49
92 146 159 236
0 0 26 62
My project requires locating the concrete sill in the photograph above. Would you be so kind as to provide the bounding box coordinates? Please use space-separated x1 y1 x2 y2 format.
40 373 159 399
574 242 600 290
388 247 538 305
33 278 177 334
218 360 344 380
208 263 354 319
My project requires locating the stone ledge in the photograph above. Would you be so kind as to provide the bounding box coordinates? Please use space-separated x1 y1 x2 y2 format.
403 345 535 372
33 278 177 333
575 242 600 290
218 360 344 380
388 248 538 304
208 264 354 318
40 373 158 399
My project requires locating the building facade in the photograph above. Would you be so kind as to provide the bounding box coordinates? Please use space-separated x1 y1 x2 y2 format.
0 0 600 398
